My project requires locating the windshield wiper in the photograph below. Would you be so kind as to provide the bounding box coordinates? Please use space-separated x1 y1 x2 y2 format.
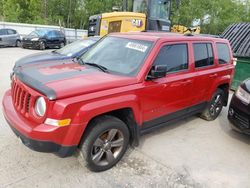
78 59 108 73
84 62 109 73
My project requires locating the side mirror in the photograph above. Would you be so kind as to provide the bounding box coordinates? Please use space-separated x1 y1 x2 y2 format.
147 65 167 80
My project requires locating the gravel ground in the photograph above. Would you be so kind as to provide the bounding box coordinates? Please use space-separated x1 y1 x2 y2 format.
0 47 250 188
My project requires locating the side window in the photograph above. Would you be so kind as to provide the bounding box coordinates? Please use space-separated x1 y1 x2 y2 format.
193 43 214 68
216 43 230 64
54 31 60 37
47 31 56 38
7 29 16 35
153 44 188 73
0 29 7 35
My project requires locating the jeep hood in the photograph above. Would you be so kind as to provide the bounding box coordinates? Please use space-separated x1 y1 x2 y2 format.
15 61 137 100
14 51 67 69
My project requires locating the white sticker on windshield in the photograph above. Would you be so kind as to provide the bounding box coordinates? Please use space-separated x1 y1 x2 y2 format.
125 42 148 52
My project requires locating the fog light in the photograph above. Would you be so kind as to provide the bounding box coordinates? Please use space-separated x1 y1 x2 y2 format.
229 108 234 116
45 118 71 127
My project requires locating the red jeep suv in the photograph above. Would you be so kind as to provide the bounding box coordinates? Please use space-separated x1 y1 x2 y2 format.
2 32 234 171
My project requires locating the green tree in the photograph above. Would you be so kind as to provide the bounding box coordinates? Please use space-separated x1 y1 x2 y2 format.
171 0 250 34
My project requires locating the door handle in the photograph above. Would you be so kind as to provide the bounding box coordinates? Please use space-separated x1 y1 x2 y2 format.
209 73 217 78
182 80 192 84
170 82 183 87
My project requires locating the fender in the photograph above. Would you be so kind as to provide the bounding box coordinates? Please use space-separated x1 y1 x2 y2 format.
207 74 231 101
60 94 142 145
77 94 141 125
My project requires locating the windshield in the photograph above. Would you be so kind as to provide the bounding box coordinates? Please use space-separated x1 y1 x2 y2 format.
150 0 170 20
133 0 148 14
80 36 153 76
28 30 48 37
55 39 97 56
133 0 170 20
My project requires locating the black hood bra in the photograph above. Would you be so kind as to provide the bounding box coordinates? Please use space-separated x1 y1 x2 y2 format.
15 62 97 100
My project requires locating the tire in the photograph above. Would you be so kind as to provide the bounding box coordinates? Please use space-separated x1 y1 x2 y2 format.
200 88 225 121
59 42 65 48
15 40 21 47
80 115 130 172
39 41 46 50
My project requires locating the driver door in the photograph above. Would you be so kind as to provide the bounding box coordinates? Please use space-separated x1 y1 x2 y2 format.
141 42 194 128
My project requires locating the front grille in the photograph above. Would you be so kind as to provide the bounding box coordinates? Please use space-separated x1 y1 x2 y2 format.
233 109 250 129
12 80 32 115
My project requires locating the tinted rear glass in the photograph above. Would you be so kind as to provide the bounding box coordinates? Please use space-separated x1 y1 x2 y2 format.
193 43 214 68
216 43 230 64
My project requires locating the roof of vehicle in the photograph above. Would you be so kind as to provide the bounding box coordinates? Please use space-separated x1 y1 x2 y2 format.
110 31 229 43
0 28 16 30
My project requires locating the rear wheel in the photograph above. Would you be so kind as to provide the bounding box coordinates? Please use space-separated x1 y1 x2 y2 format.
15 40 21 47
80 115 130 172
200 88 224 121
39 41 46 50
59 42 65 48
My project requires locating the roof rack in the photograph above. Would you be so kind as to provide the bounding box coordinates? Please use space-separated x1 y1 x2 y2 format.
184 33 221 38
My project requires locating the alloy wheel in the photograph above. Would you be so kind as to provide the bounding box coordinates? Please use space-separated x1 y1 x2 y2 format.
91 129 124 166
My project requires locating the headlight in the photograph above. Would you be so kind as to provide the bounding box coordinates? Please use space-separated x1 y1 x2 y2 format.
35 97 46 117
235 86 250 104
31 38 39 41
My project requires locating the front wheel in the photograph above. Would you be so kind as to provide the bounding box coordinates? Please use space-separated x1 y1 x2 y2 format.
39 41 46 50
80 115 130 172
200 88 224 121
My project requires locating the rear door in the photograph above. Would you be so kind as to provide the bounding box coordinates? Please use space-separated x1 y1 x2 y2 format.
0 29 8 45
46 31 57 46
141 42 195 128
7 29 17 46
190 42 217 106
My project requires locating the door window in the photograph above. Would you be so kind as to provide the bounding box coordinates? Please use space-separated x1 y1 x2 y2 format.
0 29 8 35
216 43 230 64
153 44 188 73
7 29 16 35
47 31 57 38
193 43 214 68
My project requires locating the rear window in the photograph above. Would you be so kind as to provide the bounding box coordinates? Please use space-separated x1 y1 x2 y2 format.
216 43 230 64
7 29 16 35
193 43 214 68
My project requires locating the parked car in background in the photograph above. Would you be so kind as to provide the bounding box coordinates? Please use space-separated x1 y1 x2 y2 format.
0 28 21 47
12 37 100 74
228 78 250 133
22 29 66 50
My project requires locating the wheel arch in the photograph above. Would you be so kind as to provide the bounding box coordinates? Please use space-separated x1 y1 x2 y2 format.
78 107 141 149
208 75 231 106
217 83 230 106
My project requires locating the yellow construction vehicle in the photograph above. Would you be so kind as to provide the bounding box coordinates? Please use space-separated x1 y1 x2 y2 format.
88 0 172 36
171 25 201 34
88 0 200 37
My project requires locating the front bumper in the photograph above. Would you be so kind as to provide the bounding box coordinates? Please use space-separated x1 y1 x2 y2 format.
228 94 250 134
2 90 77 157
22 41 40 49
